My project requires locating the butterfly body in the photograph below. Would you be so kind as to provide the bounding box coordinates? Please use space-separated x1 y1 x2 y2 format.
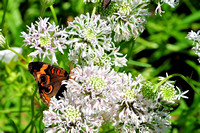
28 62 69 106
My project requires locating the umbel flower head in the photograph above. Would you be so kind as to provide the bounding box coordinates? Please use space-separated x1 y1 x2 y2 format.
43 64 189 132
66 12 113 65
64 65 120 117
159 83 177 103
43 91 103 132
110 73 189 133
158 73 189 103
21 17 68 64
159 84 189 104
110 74 170 133
107 0 150 42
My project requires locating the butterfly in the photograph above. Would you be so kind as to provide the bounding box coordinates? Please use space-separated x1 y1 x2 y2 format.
103 0 111 9
28 62 70 106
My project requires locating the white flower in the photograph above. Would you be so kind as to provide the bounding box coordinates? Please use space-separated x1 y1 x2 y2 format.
66 13 113 65
187 30 200 42
21 17 68 64
111 73 171 132
64 65 121 122
108 0 150 42
186 30 200 62
186 30 200 42
43 91 102 132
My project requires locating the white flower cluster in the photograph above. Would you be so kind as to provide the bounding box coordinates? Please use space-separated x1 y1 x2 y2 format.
83 0 179 42
43 91 103 133
20 1 188 132
186 30 200 62
43 66 188 132
21 0 179 65
66 13 127 67
108 0 150 42
21 17 68 64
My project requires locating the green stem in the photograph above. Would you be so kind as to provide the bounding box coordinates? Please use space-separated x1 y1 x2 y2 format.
31 87 37 118
90 4 97 24
50 5 58 25
154 74 200 96
8 47 28 63
127 38 135 60
1 0 8 28
183 0 196 13
41 6 46 17
91 6 97 17
22 112 41 133
39 115 43 132
18 96 22 132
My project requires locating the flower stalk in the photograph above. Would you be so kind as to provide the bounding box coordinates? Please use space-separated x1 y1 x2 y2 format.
7 47 28 63
50 5 58 25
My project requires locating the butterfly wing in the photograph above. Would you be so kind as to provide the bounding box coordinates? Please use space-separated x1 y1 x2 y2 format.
28 62 69 106
103 0 111 9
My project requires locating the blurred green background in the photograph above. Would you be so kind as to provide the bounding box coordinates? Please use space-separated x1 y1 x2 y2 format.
0 0 200 132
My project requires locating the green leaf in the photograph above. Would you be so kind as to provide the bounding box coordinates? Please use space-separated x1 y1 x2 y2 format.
128 60 151 67
181 11 200 24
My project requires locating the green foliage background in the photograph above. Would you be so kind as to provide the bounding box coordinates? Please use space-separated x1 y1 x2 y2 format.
0 0 200 132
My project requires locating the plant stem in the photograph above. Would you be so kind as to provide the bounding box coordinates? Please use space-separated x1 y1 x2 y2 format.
1 0 8 28
18 96 22 132
8 47 28 63
41 6 46 17
127 38 135 60
50 5 58 25
154 74 200 96
91 6 97 17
